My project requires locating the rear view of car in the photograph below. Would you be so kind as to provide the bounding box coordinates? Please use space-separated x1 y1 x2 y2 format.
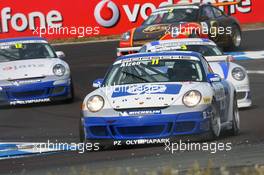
0 37 74 106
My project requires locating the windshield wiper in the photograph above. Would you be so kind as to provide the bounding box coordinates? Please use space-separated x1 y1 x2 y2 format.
121 71 150 83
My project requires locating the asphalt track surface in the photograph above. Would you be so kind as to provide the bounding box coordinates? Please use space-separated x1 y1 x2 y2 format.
1 30 264 174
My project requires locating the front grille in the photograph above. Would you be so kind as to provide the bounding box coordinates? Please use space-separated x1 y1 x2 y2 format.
10 90 46 99
0 92 6 101
51 87 65 95
175 122 196 133
89 126 109 137
237 92 247 100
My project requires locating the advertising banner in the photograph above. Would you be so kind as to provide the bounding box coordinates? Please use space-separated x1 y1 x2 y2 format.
0 0 262 39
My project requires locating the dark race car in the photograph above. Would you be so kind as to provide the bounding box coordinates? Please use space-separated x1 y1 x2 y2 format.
118 2 242 56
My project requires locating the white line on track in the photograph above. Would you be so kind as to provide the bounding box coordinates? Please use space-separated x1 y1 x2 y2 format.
247 70 264 74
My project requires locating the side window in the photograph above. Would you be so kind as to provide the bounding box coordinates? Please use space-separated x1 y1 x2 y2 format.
212 7 224 18
201 6 215 19
202 58 214 74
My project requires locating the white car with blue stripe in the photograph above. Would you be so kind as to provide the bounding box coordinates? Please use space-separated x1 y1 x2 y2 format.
80 52 240 147
139 39 252 108
0 37 74 106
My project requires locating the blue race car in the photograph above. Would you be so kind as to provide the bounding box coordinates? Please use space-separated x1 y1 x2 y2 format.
80 51 240 147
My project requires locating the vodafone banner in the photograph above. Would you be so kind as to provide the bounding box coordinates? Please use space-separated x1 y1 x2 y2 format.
0 0 262 39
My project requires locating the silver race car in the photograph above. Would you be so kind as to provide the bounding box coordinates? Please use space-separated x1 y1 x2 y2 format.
0 37 74 106
138 39 252 108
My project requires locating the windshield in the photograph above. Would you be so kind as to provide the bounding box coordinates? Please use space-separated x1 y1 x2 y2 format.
175 45 223 56
104 58 206 86
0 42 57 62
141 44 223 56
143 8 198 25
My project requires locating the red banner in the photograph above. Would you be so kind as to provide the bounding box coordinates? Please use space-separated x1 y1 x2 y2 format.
0 0 262 39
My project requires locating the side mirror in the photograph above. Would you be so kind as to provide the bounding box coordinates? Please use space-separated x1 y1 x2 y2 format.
207 73 221 83
93 79 104 88
56 51 66 59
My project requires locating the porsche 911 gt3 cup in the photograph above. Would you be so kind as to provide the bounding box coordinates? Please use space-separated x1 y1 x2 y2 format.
138 39 252 108
0 37 74 106
80 52 240 146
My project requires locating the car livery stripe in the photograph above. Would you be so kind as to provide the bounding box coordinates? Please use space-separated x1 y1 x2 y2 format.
151 41 160 46
219 62 229 79
111 84 182 98
118 51 201 61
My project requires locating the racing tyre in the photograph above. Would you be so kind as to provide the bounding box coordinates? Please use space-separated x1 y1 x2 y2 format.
227 25 242 50
229 95 240 136
206 101 222 140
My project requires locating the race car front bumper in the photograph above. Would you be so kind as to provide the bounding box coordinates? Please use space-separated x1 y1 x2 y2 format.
0 78 72 106
82 111 212 140
237 91 252 108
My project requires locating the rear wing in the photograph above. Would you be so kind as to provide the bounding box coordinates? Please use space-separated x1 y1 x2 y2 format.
205 55 234 62
213 0 242 7
117 47 141 57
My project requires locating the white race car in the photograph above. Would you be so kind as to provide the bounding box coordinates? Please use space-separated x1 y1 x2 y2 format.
138 39 252 108
0 37 74 106
80 52 240 145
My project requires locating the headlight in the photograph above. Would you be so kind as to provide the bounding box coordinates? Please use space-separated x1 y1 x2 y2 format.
87 95 104 112
183 90 202 107
121 31 131 41
232 67 246 81
53 64 66 76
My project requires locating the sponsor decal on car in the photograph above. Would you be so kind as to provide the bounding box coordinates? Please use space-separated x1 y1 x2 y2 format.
10 98 51 105
112 84 182 97
11 79 42 86
2 64 45 71
143 24 169 33
120 109 162 116
113 138 170 146
203 97 212 104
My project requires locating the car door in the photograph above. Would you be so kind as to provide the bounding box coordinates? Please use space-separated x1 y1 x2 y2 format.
202 58 229 122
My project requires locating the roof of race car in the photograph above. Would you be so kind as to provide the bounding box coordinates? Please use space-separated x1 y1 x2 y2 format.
0 37 47 44
116 51 203 61
148 38 216 47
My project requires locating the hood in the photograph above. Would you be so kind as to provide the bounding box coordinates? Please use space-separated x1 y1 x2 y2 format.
100 82 200 110
133 24 173 46
0 58 59 80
